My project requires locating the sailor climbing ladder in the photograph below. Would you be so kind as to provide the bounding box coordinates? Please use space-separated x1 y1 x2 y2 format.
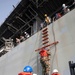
35 26 59 75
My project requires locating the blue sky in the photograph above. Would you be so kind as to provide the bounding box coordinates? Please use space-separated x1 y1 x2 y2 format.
0 0 21 26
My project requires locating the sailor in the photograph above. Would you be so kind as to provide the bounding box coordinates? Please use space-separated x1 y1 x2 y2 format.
18 66 37 75
62 4 68 14
39 48 50 74
20 35 25 42
24 32 30 39
18 66 33 75
44 14 51 25
16 38 20 45
33 74 37 75
52 69 60 75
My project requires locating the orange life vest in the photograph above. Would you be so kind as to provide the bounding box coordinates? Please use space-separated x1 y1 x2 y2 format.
52 73 60 75
39 50 48 57
18 72 32 75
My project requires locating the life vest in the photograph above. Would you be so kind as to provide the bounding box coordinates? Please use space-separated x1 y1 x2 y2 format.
39 50 48 57
18 72 32 75
52 73 60 75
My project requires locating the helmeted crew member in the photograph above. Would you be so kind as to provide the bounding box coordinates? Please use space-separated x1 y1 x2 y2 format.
24 32 30 39
18 66 33 75
44 14 51 25
62 4 68 14
62 4 70 14
39 48 50 74
52 69 60 75
33 74 37 75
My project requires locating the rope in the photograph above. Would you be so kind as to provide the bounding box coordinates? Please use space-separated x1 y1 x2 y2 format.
50 20 59 74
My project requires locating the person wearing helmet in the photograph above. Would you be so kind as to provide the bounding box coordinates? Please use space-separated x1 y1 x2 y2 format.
40 22 44 29
24 32 30 39
39 48 50 74
62 4 68 14
18 66 33 75
52 69 60 75
44 14 51 25
33 73 37 75
23 66 33 72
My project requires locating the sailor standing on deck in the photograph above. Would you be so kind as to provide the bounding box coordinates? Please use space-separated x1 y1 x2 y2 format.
24 32 30 39
16 38 20 45
52 69 60 75
44 14 51 25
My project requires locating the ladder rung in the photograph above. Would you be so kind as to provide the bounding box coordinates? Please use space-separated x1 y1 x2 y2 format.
42 28 48 32
35 41 59 51
42 34 48 38
42 31 48 35
42 41 49 45
42 37 49 41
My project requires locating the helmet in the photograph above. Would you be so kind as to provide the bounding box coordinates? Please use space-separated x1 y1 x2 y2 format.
53 69 58 73
44 14 47 17
62 4 65 7
25 32 27 34
23 66 33 72
33 73 37 75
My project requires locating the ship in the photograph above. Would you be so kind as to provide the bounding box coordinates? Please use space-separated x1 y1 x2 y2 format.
0 0 75 75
